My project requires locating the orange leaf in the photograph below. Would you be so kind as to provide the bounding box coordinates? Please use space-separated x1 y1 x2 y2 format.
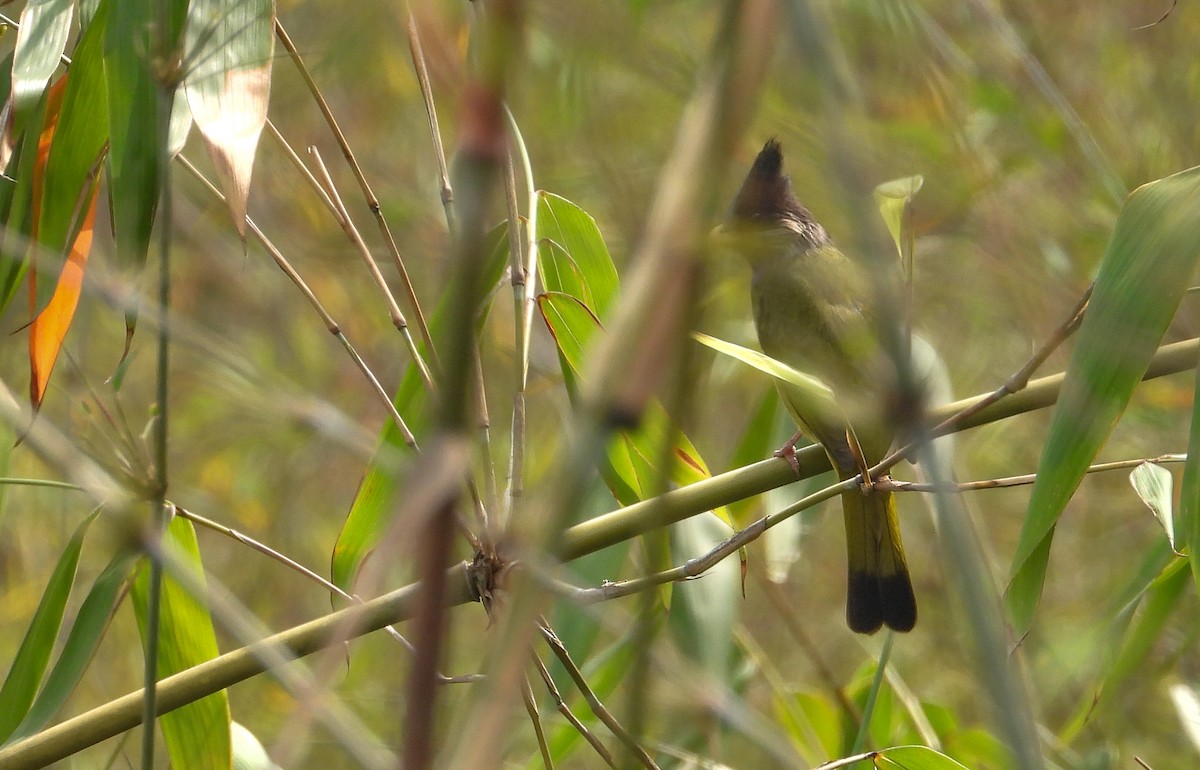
29 185 97 409
29 76 68 232
25 76 69 334
24 75 73 412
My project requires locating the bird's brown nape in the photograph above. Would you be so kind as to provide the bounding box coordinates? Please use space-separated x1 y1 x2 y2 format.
730 139 812 224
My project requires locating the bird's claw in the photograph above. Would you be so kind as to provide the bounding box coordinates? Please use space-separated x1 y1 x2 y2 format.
774 429 806 476
773 444 801 476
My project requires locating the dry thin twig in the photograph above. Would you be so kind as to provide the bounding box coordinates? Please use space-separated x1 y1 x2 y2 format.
530 653 616 768
538 621 659 769
500 110 541 533
176 154 420 453
274 20 436 360
521 675 556 770
400 0 457 233
880 453 1185 494
1133 0 1177 30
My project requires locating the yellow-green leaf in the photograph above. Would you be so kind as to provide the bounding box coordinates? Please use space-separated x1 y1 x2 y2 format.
693 331 838 422
873 175 923 259
132 516 231 770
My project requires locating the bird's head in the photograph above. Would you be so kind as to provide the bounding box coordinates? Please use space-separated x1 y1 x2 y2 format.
712 139 831 264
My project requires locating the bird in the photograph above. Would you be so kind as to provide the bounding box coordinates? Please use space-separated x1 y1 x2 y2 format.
719 139 917 634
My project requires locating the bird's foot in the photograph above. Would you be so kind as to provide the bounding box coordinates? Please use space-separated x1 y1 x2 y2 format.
773 430 806 476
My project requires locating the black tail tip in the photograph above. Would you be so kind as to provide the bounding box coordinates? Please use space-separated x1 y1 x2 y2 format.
847 570 917 634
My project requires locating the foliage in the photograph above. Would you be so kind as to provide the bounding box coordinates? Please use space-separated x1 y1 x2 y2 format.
0 1 1199 769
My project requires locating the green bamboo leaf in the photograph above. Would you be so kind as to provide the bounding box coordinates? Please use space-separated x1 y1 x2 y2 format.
537 192 619 319
538 290 599 374
331 223 510 590
132 516 231 770
1101 556 1188 705
539 293 733 524
1129 462 1177 551
875 745 971 770
0 511 95 742
184 0 274 236
1006 165 1200 634
105 0 188 344
538 292 642 504
8 550 138 742
105 0 173 270
777 690 842 761
693 331 838 419
1057 540 1172 743
9 0 73 133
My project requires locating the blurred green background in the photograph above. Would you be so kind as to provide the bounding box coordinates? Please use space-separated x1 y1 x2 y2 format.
3 0 1200 767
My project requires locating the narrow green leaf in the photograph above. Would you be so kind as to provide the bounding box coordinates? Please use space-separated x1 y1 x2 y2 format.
184 0 274 235
875 745 971 770
537 192 619 320
104 0 162 270
0 511 95 742
8 550 137 742
693 331 838 419
332 223 510 590
779 690 842 761
10 0 73 130
1129 462 1176 551
1101 557 1188 703
1058 539 1172 743
132 516 231 770
1006 165 1200 634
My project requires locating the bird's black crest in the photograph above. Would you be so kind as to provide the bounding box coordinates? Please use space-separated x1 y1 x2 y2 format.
730 139 812 223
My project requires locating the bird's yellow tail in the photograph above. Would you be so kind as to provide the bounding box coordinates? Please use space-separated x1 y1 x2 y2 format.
841 485 916 633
